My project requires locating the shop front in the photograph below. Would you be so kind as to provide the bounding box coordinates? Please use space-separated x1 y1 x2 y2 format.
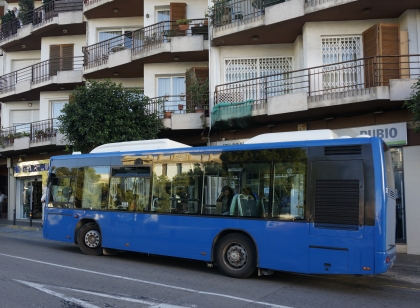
13 159 50 221
334 122 408 244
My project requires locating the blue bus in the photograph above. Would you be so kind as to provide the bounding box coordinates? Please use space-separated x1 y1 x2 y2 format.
43 130 396 278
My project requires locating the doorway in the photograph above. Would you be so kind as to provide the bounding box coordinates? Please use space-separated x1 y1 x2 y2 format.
18 177 42 220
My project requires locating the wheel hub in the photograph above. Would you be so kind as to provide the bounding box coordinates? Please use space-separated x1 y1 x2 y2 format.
85 230 100 248
226 244 247 268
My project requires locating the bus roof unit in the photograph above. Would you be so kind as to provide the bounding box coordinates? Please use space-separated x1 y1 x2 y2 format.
90 139 191 153
244 129 338 144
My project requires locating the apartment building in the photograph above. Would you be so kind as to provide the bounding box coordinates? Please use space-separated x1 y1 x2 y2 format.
0 0 419 255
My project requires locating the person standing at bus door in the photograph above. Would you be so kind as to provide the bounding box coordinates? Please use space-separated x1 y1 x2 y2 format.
217 186 234 214
55 188 66 202
41 188 47 225
0 190 7 204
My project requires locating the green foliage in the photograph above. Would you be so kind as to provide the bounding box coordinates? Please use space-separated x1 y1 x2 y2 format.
404 77 420 133
18 0 35 25
176 19 192 25
1 9 17 24
59 79 164 153
185 69 209 108
42 0 54 4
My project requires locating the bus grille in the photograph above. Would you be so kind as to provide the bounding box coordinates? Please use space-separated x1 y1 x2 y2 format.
314 179 360 226
324 146 362 156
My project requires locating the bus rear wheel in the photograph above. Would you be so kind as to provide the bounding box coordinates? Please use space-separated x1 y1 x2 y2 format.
216 233 256 278
77 222 103 256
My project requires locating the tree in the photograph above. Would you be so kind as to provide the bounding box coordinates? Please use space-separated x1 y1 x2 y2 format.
404 77 420 133
18 0 34 25
59 79 164 153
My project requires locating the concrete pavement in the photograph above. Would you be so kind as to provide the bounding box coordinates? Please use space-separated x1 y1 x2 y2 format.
1 218 419 273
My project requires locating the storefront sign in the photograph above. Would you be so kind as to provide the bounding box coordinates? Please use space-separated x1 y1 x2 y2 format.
14 159 50 177
333 122 407 146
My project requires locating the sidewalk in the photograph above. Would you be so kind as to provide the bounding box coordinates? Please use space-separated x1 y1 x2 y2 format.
0 218 419 272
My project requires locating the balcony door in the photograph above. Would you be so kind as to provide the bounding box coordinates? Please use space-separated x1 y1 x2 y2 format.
158 77 186 112
321 36 362 94
49 44 74 76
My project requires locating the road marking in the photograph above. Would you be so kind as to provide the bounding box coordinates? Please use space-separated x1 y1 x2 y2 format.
16 280 101 308
1 253 291 308
15 280 190 308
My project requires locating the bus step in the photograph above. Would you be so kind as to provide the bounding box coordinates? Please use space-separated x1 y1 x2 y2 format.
258 268 274 276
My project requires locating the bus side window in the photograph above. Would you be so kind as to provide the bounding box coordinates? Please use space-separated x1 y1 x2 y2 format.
152 163 202 214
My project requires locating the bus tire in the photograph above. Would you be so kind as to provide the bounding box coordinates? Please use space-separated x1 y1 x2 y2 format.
215 233 256 278
77 222 103 256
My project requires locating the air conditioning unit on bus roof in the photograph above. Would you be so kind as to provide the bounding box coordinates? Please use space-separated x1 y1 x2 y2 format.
90 139 191 153
245 129 339 144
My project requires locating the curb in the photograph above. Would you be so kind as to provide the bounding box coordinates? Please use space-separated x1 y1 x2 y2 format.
392 264 420 272
0 224 42 231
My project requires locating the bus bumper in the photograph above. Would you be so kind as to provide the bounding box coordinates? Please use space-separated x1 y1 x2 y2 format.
375 246 397 274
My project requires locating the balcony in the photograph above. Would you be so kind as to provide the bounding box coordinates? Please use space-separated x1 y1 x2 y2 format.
0 0 85 52
211 0 419 47
213 55 420 128
0 118 65 155
147 94 209 131
0 57 84 102
83 19 209 79
83 0 143 19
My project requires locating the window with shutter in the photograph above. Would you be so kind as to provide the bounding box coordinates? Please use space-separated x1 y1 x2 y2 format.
362 23 400 86
170 2 186 30
49 44 74 76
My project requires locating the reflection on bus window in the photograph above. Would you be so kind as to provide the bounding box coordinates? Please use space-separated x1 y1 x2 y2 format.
152 163 202 214
108 166 151 211
48 167 77 208
79 166 110 210
203 153 271 218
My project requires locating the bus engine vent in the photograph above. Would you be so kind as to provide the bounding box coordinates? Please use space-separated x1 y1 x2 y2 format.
324 146 362 156
314 179 360 227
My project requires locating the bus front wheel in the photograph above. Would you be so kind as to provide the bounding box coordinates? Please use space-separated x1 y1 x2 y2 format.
216 233 256 278
77 222 103 256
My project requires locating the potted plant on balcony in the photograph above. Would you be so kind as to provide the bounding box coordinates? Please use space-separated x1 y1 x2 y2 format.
185 68 209 113
176 19 192 30
18 0 35 26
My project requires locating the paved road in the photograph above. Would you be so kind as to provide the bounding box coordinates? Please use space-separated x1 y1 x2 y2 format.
1 225 419 308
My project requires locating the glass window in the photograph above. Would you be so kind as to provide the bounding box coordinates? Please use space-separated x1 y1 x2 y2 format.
203 152 270 218
48 167 77 208
152 162 202 214
157 76 186 112
108 166 151 212
273 161 306 220
78 166 110 210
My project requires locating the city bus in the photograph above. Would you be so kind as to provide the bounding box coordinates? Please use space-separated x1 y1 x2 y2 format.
43 130 396 278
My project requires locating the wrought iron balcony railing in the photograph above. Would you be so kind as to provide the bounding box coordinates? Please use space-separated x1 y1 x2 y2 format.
211 0 266 28
147 94 209 118
83 19 209 69
0 57 84 95
0 0 83 41
0 118 59 148
214 55 420 107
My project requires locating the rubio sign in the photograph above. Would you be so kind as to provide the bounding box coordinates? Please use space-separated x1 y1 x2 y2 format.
334 122 407 146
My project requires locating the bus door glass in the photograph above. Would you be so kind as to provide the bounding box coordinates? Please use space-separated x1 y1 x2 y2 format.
45 166 78 242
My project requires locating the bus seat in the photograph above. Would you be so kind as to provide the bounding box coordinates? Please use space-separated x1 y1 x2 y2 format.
229 194 240 216
238 195 257 217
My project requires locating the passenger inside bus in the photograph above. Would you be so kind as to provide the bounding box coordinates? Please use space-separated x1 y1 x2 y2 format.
217 186 234 214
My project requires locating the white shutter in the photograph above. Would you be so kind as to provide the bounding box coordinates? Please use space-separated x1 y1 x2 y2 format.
11 110 32 125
